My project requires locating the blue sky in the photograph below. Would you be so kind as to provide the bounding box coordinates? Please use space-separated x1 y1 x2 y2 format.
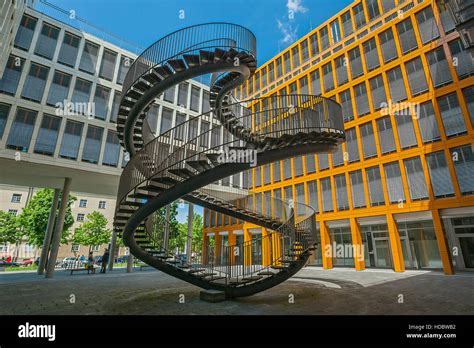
44 0 353 64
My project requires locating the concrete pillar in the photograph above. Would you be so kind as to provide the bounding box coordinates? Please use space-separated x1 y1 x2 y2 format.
107 231 117 271
163 205 170 252
37 189 60 275
45 178 72 278
431 209 454 275
127 251 134 273
185 203 193 263
350 217 365 271
387 213 405 272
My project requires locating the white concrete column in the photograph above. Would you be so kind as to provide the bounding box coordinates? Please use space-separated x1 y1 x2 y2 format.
185 203 193 262
126 251 133 273
37 188 60 275
45 177 72 278
107 230 117 271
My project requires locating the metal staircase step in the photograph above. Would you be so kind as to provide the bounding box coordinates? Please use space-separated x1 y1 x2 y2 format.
151 176 179 185
140 184 164 193
205 153 221 166
153 65 173 79
186 160 212 172
141 70 162 84
257 271 276 276
242 275 263 281
213 48 226 62
168 167 194 179
187 268 205 274
183 54 200 67
168 59 187 72
199 50 214 64
271 265 290 270
134 79 152 92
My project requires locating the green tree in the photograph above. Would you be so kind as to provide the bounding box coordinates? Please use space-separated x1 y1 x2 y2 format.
0 211 22 244
191 213 203 254
19 189 75 247
73 211 112 253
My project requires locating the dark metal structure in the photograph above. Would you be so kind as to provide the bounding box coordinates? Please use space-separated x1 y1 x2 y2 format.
114 23 345 298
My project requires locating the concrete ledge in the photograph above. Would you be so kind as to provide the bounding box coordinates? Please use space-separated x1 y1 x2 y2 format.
200 289 226 302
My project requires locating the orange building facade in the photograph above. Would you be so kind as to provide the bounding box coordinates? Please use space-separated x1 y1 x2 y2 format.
203 0 474 274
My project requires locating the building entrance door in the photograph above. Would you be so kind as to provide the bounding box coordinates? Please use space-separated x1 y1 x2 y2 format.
446 217 474 270
373 237 393 268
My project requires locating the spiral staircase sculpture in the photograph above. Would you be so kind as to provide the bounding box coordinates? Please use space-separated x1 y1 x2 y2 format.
113 23 345 298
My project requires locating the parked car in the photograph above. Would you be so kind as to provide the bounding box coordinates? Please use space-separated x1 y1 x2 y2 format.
21 259 33 266
93 256 103 264
115 256 127 263
0 260 20 267
61 257 80 269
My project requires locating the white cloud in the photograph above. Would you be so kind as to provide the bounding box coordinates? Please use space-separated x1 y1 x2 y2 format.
277 19 299 44
286 0 308 14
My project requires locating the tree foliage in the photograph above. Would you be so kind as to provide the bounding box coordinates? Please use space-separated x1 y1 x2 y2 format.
0 211 22 244
18 189 75 247
73 211 112 251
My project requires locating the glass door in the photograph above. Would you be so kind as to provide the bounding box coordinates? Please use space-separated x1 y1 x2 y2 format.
373 237 393 268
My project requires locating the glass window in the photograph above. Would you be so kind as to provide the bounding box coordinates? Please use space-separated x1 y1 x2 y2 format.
426 151 455 198
345 127 360 162
21 63 49 103
363 38 380 71
449 39 474 79
59 120 83 160
93 85 111 120
318 153 329 171
380 0 395 12
47 71 71 106
387 66 407 102
102 130 120 167
416 7 440 44
146 105 159 134
451 145 474 195
295 183 306 215
395 111 418 149
291 46 300 69
79 199 87 207
310 69 321 95
332 145 344 167
436 0 456 33
82 125 103 164
405 57 428 96
178 83 188 108
0 55 24 96
110 91 121 123
273 161 281 182
365 0 380 20
283 158 292 180
437 93 467 137
0 103 11 139
34 22 59 59
335 174 349 210
353 3 366 29
463 87 474 126
276 57 283 78
188 118 198 144
199 121 210 148
190 86 200 112
335 56 348 86
307 181 319 212
283 52 291 74
117 56 133 85
404 157 429 200
340 89 353 122
310 33 319 55
57 32 80 67
14 15 37 51
202 90 210 114
321 177 334 212
268 62 275 83
369 74 387 111
79 41 99 74
294 156 304 176
341 11 353 36
174 113 186 141
263 164 271 185
376 116 396 154
305 155 316 173
417 101 440 143
99 49 117 81
366 166 385 206
160 107 173 135
350 170 366 208
211 126 220 148
323 62 334 92
164 86 175 104
379 29 398 63
330 20 341 43
320 27 330 51
354 82 370 116
349 47 363 79
34 114 61 156
6 108 37 152
426 48 452 87
299 76 309 95
71 78 92 113
384 162 405 203
360 122 377 159
300 40 310 62
397 18 418 54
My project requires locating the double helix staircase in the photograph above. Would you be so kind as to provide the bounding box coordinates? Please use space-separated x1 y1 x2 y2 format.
114 23 345 298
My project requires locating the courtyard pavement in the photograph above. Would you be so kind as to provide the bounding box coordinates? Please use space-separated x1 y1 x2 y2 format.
0 266 472 315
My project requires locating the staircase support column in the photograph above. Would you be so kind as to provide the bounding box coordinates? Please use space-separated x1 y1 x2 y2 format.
127 251 134 273
185 203 193 263
37 188 60 275
108 231 117 271
45 178 71 278
163 205 171 251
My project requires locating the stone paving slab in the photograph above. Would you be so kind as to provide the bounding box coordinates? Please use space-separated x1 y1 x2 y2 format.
0 267 472 315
